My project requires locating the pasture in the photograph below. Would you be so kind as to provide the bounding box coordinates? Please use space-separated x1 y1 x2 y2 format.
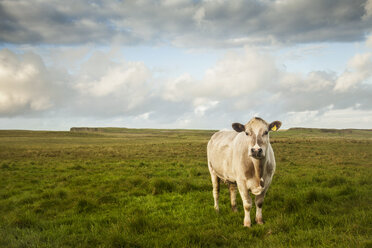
0 127 371 247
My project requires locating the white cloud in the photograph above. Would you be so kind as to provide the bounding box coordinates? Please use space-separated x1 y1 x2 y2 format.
160 45 372 125
163 47 278 105
200 48 278 98
0 49 60 116
366 34 372 48
364 0 372 18
286 110 320 127
136 112 152 120
193 7 205 26
280 71 334 93
334 53 372 91
61 49 156 117
162 73 194 102
0 48 154 118
193 98 219 117
285 107 372 129
1 43 372 129
76 61 150 98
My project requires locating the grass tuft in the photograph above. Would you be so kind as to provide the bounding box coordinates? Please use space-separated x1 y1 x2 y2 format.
1 162 10 169
325 175 348 187
284 197 301 213
76 199 97 213
363 240 372 248
337 185 356 197
305 189 330 204
150 178 175 195
70 164 85 170
108 233 129 248
98 195 117 204
128 215 149 234
56 189 69 199
10 212 39 229
179 181 198 193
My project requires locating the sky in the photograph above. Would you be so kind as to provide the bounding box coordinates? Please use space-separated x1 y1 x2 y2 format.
1 0 372 130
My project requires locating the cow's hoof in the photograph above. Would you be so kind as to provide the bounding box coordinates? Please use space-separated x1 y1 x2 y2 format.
231 206 238 212
214 207 220 213
243 221 251 227
255 218 264 225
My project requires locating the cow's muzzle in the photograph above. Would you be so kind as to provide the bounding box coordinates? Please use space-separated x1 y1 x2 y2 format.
251 185 264 195
250 148 264 159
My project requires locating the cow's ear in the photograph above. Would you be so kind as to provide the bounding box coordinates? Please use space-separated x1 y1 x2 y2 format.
232 123 245 132
269 121 282 132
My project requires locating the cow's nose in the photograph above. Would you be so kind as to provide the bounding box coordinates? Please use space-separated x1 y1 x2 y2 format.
251 148 263 154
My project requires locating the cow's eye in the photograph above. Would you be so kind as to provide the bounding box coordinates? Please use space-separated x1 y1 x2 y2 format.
245 132 250 136
263 131 269 136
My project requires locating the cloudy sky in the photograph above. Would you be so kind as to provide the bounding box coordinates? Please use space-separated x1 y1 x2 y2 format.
1 0 372 130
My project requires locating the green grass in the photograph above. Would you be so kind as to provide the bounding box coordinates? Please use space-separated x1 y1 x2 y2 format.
0 128 371 247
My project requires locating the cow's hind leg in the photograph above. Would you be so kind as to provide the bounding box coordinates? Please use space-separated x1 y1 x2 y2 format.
255 192 266 225
229 183 238 212
210 172 220 212
237 181 252 227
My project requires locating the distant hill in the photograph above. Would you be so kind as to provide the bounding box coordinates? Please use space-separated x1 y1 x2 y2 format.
70 127 118 132
69 127 146 133
271 127 372 140
70 127 372 133
288 127 372 133
69 127 215 134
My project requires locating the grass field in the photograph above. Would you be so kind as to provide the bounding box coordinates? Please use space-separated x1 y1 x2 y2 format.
0 127 371 247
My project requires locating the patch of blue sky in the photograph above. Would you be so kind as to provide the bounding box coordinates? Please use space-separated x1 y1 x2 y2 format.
120 45 226 79
275 42 368 75
0 43 227 80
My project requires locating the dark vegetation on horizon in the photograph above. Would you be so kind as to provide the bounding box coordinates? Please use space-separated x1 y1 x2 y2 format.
0 127 371 247
70 126 372 132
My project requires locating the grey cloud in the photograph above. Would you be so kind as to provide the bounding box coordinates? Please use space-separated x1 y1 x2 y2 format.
0 0 138 45
264 0 368 43
196 0 371 46
0 0 371 47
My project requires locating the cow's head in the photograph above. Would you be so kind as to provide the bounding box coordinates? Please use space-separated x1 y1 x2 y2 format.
232 117 281 160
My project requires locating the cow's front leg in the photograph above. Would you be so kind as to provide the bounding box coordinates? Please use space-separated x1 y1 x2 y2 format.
255 192 266 225
237 181 252 227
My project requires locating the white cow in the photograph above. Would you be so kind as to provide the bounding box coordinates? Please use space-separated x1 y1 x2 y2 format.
207 117 281 227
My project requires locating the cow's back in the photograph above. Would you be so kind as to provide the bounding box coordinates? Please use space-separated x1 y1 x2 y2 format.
207 130 238 182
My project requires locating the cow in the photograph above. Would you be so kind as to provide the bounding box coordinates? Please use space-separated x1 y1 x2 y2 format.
207 117 281 227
